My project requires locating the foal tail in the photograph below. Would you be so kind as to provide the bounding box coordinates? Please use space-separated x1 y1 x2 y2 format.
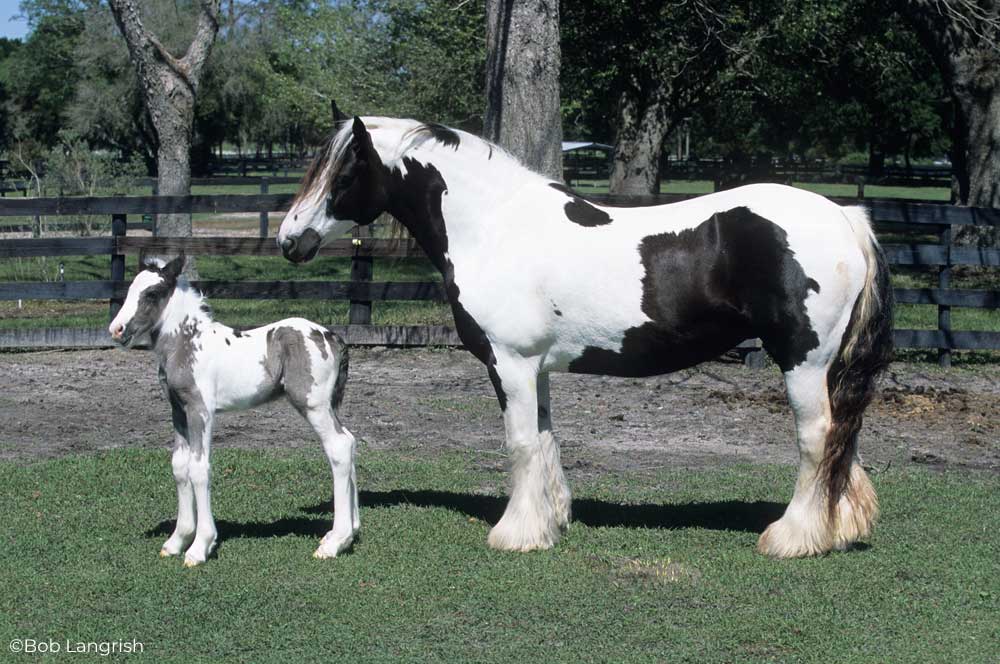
331 335 349 412
822 207 894 516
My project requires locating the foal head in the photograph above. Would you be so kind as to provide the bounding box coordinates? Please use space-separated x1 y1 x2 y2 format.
277 117 391 263
109 254 185 346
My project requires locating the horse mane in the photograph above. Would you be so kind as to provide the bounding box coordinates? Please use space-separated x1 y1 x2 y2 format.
292 117 519 243
294 118 510 205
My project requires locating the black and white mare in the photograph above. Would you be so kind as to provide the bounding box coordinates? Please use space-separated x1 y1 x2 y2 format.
277 117 893 558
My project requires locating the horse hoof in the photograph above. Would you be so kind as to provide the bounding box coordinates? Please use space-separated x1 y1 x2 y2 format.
757 516 832 558
182 557 203 568
159 548 172 558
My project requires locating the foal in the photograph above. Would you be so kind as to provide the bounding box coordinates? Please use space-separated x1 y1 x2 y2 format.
109 254 358 566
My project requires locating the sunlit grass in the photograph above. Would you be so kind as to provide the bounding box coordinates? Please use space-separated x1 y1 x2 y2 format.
0 449 996 663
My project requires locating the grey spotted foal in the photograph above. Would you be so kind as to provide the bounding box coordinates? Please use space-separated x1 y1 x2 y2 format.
109 254 359 566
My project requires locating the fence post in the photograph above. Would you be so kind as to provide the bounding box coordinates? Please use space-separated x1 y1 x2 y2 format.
856 176 865 200
259 177 270 238
938 225 952 367
349 225 374 325
110 213 127 322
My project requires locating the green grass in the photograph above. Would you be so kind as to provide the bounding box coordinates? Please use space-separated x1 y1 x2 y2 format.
0 448 996 662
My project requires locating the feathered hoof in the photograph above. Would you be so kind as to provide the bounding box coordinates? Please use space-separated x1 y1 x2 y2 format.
757 514 834 559
487 513 560 552
831 465 879 551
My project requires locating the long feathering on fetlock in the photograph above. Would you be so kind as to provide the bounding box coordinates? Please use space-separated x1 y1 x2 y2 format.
821 208 894 525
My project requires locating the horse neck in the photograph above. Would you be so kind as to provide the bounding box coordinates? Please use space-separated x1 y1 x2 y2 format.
152 282 212 357
383 141 542 269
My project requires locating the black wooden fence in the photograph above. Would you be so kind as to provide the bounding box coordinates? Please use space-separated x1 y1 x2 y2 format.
1 192 998 366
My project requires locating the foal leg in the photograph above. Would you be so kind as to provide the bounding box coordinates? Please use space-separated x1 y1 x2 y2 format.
537 372 571 531
183 408 217 567
308 407 358 559
160 430 197 557
758 365 836 558
487 353 562 552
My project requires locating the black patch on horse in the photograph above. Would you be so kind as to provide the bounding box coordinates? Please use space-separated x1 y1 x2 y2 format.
548 182 612 227
422 123 461 150
568 207 821 376
386 157 508 411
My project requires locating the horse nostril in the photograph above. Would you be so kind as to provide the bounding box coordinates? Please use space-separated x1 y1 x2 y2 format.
281 237 296 254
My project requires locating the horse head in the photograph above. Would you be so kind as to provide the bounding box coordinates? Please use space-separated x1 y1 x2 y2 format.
109 253 185 346
277 117 389 263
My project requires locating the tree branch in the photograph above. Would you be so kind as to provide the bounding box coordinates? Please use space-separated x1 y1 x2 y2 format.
180 0 221 90
106 0 220 94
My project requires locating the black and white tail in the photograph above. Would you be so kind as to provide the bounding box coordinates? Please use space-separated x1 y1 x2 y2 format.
822 207 894 543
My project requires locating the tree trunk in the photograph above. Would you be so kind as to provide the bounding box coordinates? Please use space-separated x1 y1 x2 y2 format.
484 0 563 180
958 81 1000 208
902 0 1000 245
107 0 221 268
155 103 195 240
951 76 1000 245
608 89 671 196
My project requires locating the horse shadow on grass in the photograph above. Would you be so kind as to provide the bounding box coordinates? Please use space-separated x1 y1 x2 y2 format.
146 491 786 545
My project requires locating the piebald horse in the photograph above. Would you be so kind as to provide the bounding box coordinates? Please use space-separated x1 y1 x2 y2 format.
110 256 358 565
277 117 893 558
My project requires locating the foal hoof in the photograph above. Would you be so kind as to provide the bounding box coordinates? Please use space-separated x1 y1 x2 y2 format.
159 548 173 558
313 531 354 559
182 556 204 568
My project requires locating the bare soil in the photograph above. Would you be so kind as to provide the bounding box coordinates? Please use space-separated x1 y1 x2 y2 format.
1 347 997 478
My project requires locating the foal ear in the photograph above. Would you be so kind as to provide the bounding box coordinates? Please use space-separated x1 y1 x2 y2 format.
163 252 185 280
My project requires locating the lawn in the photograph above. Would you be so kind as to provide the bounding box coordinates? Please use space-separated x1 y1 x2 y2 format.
1 448 996 662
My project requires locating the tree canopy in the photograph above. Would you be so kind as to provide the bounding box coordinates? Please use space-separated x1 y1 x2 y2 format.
0 0 979 187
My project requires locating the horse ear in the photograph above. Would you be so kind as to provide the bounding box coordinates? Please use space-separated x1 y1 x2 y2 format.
163 252 185 280
351 116 373 158
331 99 347 124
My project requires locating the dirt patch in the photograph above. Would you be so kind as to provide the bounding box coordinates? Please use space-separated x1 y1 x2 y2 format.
1 348 997 475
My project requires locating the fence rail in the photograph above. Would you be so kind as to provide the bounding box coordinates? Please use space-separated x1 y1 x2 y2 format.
1 192 997 365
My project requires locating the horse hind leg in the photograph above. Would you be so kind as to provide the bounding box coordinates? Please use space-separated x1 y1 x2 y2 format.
757 365 877 558
305 405 359 559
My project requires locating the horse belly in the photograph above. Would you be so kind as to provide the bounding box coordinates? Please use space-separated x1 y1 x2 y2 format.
209 339 278 411
563 319 751 377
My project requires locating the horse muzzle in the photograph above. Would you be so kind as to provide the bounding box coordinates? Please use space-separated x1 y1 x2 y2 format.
280 228 323 264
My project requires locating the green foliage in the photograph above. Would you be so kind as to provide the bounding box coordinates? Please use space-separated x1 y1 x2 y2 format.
3 7 84 150
699 0 949 164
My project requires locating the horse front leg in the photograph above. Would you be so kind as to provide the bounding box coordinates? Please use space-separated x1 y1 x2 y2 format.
487 354 563 552
183 406 217 567
537 372 571 531
160 424 197 557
